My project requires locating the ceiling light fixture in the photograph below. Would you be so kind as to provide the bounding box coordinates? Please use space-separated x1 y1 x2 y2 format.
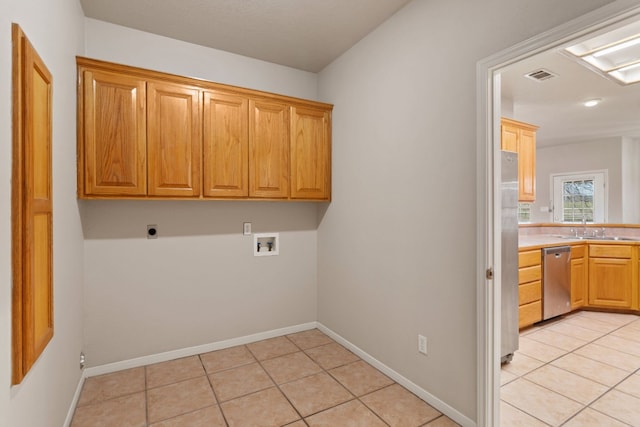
583 99 601 107
564 21 640 85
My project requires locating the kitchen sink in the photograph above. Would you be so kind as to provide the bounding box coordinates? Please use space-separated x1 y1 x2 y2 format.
552 235 640 241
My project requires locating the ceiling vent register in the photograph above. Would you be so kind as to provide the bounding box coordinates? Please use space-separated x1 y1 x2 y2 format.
524 69 557 82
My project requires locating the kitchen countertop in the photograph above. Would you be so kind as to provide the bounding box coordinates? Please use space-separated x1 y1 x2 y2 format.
518 234 640 250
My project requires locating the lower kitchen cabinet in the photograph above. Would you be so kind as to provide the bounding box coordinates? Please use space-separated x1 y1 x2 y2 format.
570 244 587 309
518 249 542 328
588 244 637 310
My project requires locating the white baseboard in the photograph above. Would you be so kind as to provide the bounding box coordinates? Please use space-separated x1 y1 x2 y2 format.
83 322 318 378
316 323 476 427
63 373 86 427
67 321 474 427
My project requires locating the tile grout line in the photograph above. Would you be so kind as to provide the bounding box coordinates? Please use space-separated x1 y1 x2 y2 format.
502 312 640 426
197 352 230 427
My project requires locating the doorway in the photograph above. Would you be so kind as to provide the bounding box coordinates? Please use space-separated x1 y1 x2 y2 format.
478 2 640 426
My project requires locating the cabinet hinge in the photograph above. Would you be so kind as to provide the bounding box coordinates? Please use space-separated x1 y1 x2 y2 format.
486 267 494 280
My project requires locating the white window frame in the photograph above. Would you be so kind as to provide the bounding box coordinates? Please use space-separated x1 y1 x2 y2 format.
551 170 608 223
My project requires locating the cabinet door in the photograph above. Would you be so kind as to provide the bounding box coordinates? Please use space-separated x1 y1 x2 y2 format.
249 99 290 198
570 257 587 309
588 258 633 308
147 81 201 197
518 129 536 202
290 106 331 200
501 122 518 152
82 70 146 195
203 91 248 197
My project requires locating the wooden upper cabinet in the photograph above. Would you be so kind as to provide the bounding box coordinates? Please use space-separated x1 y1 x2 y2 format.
290 106 331 200
501 118 538 202
501 123 518 153
518 128 536 202
77 57 332 201
249 99 290 198
147 81 201 197
203 91 248 197
82 69 147 195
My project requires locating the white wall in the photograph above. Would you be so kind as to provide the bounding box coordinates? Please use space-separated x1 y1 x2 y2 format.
82 20 321 366
532 138 623 223
622 137 640 223
85 18 318 101
316 0 613 421
0 0 85 426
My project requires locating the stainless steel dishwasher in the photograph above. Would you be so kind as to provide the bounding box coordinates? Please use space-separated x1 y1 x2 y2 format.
542 246 571 320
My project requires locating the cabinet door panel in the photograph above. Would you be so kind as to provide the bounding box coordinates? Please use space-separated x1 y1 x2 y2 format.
203 91 248 197
249 100 289 198
588 258 632 308
518 129 536 202
290 106 330 200
571 257 587 309
501 123 518 152
83 70 146 195
147 81 201 197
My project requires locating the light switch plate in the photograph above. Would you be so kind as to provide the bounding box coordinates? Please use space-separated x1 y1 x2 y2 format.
243 222 252 235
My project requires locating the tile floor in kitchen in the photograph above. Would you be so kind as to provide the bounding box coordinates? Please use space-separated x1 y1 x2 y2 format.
71 329 459 426
501 310 640 426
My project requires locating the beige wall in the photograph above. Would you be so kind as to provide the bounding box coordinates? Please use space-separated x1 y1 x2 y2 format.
0 0 85 426
533 138 623 223
316 0 613 420
81 20 322 366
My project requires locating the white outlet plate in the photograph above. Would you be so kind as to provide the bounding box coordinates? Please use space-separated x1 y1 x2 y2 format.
418 335 427 355
243 222 252 235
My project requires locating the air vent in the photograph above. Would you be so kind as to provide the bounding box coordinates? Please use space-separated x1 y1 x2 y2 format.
524 69 557 81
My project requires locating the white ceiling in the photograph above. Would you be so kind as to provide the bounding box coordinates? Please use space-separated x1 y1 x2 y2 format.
500 18 640 147
79 0 413 72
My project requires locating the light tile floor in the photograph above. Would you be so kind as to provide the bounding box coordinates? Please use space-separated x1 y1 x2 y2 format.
71 329 459 427
501 310 640 426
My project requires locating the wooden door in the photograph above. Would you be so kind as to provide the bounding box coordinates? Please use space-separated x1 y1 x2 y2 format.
82 69 146 195
147 81 201 197
588 258 632 308
249 99 290 198
290 106 331 200
203 91 248 197
12 24 54 384
518 128 536 202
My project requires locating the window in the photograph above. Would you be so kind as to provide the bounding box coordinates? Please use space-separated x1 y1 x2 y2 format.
552 171 606 223
518 202 532 222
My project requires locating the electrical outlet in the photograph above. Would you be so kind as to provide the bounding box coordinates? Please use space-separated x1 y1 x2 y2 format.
243 222 252 235
418 335 427 355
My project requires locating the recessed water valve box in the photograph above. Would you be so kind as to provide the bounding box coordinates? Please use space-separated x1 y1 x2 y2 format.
254 233 279 256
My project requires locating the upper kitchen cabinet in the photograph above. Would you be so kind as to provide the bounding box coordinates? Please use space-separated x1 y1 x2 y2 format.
501 118 538 202
249 99 290 199
202 90 248 198
147 81 201 197
79 68 147 196
290 106 331 200
77 57 333 201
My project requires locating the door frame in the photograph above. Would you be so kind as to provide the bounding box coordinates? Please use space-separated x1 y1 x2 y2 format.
476 2 640 425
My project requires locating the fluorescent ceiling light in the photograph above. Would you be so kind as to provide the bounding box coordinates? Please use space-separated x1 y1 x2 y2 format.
564 23 640 85
592 35 640 58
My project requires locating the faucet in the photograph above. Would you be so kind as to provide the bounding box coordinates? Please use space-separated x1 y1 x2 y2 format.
582 215 588 236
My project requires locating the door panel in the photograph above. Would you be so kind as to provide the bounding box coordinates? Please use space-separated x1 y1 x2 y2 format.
147 81 201 197
203 91 248 197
